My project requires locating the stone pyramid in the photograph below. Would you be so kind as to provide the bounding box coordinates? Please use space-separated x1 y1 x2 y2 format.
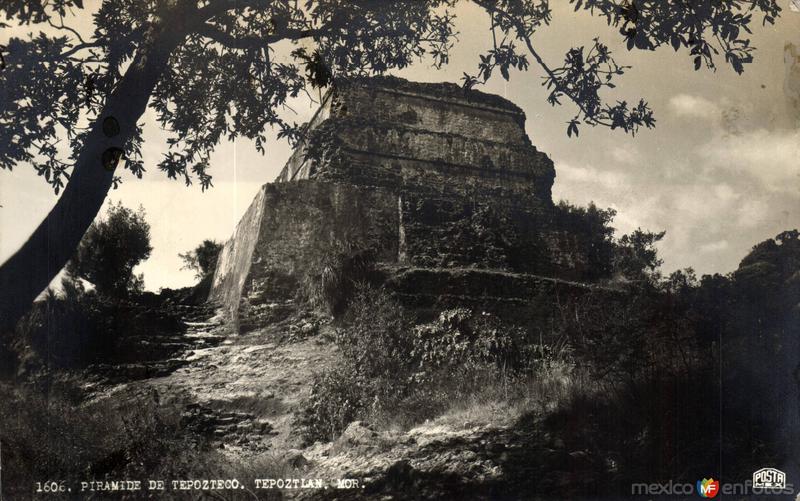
209 77 598 330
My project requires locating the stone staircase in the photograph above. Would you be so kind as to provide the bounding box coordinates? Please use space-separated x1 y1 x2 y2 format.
85 303 227 386
179 402 278 451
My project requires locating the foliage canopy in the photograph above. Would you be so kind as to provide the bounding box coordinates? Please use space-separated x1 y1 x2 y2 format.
66 202 152 296
179 239 223 279
0 0 782 192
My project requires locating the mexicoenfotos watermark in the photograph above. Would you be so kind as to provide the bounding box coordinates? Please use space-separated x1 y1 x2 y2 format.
632 468 795 497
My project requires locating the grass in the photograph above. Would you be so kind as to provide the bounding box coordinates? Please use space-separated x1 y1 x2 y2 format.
373 355 586 434
0 381 290 500
206 393 286 418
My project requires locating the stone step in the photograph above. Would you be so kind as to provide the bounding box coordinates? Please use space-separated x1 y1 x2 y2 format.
87 359 189 384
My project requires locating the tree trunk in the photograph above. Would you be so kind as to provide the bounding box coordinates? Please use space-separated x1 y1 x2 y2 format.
0 9 188 333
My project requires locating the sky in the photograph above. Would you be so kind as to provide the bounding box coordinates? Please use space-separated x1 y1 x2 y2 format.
1 1 799 291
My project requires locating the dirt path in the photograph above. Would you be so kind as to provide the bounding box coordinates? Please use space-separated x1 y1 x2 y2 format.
86 310 609 499
93 311 338 460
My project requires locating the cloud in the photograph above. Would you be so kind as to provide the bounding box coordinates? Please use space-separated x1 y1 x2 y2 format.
735 199 770 229
699 240 730 253
609 145 641 165
668 94 721 119
553 159 790 275
701 128 800 192
555 163 628 190
551 162 661 238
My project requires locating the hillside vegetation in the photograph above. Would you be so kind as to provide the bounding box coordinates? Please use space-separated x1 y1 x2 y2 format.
1 212 797 499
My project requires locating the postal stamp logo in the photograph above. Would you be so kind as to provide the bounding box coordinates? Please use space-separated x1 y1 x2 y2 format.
753 468 786 489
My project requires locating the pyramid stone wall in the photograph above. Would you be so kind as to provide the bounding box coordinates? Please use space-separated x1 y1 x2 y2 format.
210 77 602 330
276 77 553 199
210 182 398 330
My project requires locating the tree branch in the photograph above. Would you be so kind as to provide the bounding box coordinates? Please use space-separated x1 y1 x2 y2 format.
472 0 613 127
47 17 88 45
196 0 273 20
60 41 102 58
196 22 324 50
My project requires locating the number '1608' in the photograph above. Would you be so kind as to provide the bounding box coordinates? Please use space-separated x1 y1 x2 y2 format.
36 481 67 493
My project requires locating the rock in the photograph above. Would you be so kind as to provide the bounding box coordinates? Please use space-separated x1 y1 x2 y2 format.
254 419 273 433
338 421 379 447
568 450 595 469
284 450 309 469
488 442 506 453
380 460 415 489
402 436 416 445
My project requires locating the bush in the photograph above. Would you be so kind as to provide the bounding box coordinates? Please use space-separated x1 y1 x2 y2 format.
297 367 366 443
67 202 152 297
298 285 413 442
302 240 378 316
299 275 709 447
0 383 288 500
179 239 223 279
412 308 533 379
13 281 110 372
550 284 701 387
336 285 415 401
612 228 666 284
299 287 549 442
11 277 183 374
0 385 194 498
551 201 617 280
